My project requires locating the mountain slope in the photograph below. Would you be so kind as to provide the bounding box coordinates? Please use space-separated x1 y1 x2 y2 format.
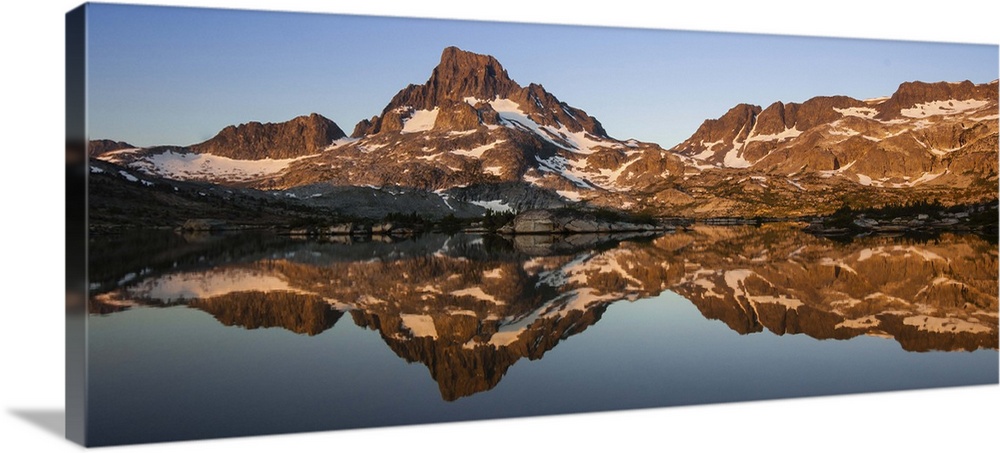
93 113 349 186
275 46 685 200
672 80 998 186
663 79 998 217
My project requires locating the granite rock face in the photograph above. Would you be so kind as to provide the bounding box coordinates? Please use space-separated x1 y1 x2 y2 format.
391 46 521 110
288 46 686 206
875 80 997 120
666 79 998 216
352 46 610 139
191 113 347 160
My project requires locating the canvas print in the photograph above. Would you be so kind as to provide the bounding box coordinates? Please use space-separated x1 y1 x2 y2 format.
66 2 999 447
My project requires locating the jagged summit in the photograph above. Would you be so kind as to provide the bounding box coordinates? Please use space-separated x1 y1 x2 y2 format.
352 47 609 139
322 46 688 197
389 46 520 110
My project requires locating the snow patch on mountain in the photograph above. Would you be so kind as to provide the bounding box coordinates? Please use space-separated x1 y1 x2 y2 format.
483 268 504 279
970 113 999 121
834 106 878 118
900 99 989 118
556 190 583 201
787 179 806 191
114 150 315 182
482 284 623 348
450 139 504 158
470 199 513 212
416 152 444 161
725 269 803 310
857 245 948 263
693 140 723 160
127 268 306 302
536 154 596 189
400 314 438 338
903 315 992 334
487 98 615 154
326 137 359 149
118 170 139 182
906 171 946 186
746 127 802 143
723 145 752 168
588 156 646 188
451 287 503 305
101 148 142 158
402 108 439 133
483 166 504 176
849 170 947 188
819 160 857 179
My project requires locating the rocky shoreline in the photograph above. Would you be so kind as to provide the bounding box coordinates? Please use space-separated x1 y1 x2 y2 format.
495 209 679 234
165 200 997 240
802 201 998 237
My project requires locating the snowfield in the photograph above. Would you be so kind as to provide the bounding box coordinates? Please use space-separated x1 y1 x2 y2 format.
900 99 990 118
401 108 439 133
103 150 317 182
487 98 617 155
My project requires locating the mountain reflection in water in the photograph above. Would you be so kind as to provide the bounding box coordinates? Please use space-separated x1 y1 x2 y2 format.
90 225 998 401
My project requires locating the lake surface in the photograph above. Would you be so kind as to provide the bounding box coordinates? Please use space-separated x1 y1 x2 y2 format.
85 225 999 446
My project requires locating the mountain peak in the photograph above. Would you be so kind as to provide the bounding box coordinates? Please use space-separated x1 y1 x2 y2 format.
356 47 617 140
430 47 518 102
438 46 500 69
191 113 346 160
378 47 520 115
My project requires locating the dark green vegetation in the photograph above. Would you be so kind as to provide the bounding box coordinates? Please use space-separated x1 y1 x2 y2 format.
806 199 998 239
88 161 326 231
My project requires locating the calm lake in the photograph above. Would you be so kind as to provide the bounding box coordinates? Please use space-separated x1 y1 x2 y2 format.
85 225 999 446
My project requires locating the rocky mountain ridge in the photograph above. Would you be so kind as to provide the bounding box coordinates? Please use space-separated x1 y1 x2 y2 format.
88 139 136 156
663 79 998 217
672 79 997 180
296 46 682 198
89 47 999 220
191 113 347 160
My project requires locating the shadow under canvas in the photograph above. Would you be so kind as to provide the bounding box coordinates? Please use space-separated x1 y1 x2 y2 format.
9 409 66 439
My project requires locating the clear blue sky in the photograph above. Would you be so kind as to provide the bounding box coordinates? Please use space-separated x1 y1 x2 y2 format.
85 3 999 148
